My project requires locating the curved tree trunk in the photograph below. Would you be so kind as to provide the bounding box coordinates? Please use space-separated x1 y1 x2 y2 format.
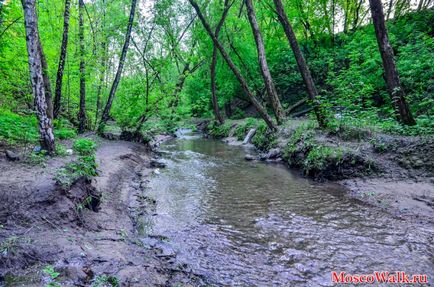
21 0 55 154
210 0 233 125
245 0 284 125
273 0 327 128
188 0 276 131
369 0 416 125
99 0 138 132
53 0 71 118
78 0 86 133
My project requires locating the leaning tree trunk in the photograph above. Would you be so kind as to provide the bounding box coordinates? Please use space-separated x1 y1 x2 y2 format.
22 0 55 154
37 35 54 119
188 0 276 131
53 0 71 118
99 0 138 132
210 0 232 125
273 0 327 128
369 0 416 125
78 0 86 133
245 0 284 125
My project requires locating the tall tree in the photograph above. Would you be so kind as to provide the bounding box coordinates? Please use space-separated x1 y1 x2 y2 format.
99 0 138 132
78 0 86 133
21 0 55 154
245 0 284 124
272 0 327 127
53 0 71 118
188 0 277 130
210 0 233 125
368 0 416 125
37 35 54 119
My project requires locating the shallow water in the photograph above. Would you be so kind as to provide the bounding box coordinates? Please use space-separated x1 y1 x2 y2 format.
142 135 433 286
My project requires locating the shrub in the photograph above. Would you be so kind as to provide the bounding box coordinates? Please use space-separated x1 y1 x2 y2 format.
55 155 98 189
207 121 232 138
234 118 258 140
251 122 277 151
54 128 77 140
73 139 97 156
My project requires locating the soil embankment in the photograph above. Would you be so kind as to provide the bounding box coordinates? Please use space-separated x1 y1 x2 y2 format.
0 136 204 286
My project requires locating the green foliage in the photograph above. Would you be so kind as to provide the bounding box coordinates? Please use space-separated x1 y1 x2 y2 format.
55 144 69 157
234 118 258 140
55 155 98 189
92 275 119 287
0 109 39 145
0 236 19 256
304 145 344 171
251 122 277 151
25 150 48 166
73 139 97 156
207 121 232 138
43 265 61 287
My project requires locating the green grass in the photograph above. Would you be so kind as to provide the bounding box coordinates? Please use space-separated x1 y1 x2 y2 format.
0 109 77 146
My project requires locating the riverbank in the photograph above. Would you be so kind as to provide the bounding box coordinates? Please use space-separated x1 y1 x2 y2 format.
201 118 434 222
0 135 205 286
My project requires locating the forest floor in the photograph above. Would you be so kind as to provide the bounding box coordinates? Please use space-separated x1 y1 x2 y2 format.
0 135 205 287
203 118 434 223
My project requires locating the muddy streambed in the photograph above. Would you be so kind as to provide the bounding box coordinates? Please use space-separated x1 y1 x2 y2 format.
140 133 433 286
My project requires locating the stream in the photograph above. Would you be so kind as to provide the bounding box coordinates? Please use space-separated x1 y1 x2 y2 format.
141 132 433 286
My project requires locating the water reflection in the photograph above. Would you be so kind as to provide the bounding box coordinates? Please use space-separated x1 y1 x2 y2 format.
143 137 434 286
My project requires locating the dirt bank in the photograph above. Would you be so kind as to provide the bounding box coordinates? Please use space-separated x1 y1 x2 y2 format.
200 119 434 223
0 136 205 286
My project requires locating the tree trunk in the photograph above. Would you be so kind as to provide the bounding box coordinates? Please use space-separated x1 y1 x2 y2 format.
37 35 54 119
272 0 327 127
78 0 86 133
369 0 416 125
245 0 284 125
95 41 106 129
188 0 276 131
53 0 71 118
99 0 138 132
21 0 55 154
210 0 232 125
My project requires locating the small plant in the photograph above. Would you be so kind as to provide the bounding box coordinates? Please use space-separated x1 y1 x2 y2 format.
55 155 98 189
25 150 47 166
55 144 69 157
207 121 232 138
54 128 77 140
43 265 61 287
1 236 19 256
251 122 277 151
92 275 119 287
73 139 97 156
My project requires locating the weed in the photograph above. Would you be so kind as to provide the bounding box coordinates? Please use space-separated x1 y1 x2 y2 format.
207 121 232 138
0 236 19 256
92 275 119 287
251 122 277 151
55 155 98 189
55 144 69 157
25 150 47 166
73 139 97 156
43 265 61 287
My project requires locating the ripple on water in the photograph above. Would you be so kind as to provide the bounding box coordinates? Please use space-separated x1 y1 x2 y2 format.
142 138 434 286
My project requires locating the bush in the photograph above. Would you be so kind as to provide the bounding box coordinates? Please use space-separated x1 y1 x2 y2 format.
0 109 39 145
54 128 77 140
251 122 277 151
234 118 257 140
207 121 232 138
55 155 98 189
73 139 97 156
